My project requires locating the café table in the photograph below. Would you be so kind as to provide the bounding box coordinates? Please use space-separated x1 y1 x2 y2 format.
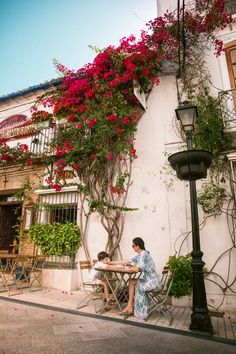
94 265 141 317
0 253 17 270
0 254 37 295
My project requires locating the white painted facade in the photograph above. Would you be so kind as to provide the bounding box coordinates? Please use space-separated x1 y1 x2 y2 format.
0 0 235 310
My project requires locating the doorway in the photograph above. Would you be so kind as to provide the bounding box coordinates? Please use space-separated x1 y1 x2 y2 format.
0 203 22 253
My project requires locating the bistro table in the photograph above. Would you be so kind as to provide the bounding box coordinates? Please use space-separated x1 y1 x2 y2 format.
94 265 141 317
0 254 38 295
0 253 17 270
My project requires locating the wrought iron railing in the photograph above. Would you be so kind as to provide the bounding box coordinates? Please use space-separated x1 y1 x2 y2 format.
44 255 76 269
29 124 58 156
225 0 236 14
218 89 236 130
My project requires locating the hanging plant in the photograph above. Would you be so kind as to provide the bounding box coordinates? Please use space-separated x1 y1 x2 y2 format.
29 222 81 257
198 182 228 214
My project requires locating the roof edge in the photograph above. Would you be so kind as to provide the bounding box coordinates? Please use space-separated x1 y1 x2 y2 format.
0 78 62 103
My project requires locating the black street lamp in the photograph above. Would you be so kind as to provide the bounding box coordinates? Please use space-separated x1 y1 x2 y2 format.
168 101 213 334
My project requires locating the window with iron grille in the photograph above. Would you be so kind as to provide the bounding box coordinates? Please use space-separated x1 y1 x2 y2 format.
36 191 79 268
38 190 79 224
49 204 77 224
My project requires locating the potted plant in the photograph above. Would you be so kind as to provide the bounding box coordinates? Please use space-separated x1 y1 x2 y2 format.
167 254 192 307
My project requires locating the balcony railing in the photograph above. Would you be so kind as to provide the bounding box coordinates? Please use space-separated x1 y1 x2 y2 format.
218 89 236 131
225 0 236 14
29 121 70 156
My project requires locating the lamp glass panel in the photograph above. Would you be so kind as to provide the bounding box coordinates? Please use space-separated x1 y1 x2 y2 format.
177 107 196 131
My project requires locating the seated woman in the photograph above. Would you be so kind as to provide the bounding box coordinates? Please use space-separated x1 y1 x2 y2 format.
112 237 161 320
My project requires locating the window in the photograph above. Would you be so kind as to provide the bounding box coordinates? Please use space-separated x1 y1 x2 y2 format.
49 204 77 223
37 190 78 224
225 41 236 90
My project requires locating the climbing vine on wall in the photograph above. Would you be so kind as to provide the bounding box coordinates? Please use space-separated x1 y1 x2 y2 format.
0 1 232 263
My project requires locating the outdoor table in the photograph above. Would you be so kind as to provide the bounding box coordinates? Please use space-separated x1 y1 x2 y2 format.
94 265 141 316
0 254 37 294
0 254 17 270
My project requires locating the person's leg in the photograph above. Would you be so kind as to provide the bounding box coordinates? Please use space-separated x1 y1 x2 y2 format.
99 280 109 299
122 279 137 313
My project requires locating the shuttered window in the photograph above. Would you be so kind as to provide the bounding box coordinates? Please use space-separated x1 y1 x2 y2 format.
225 42 236 90
38 191 78 224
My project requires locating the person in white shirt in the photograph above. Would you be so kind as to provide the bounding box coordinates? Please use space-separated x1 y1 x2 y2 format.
89 251 110 304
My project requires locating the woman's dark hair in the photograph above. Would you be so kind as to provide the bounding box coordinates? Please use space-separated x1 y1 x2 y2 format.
133 237 145 250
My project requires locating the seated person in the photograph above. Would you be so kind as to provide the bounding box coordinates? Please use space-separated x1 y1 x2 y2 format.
111 237 161 319
89 251 111 307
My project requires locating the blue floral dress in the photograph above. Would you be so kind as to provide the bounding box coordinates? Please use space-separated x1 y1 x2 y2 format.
131 250 161 320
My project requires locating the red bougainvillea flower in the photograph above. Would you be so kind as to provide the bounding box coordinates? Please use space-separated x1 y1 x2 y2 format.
89 153 96 159
107 152 113 160
67 114 77 122
54 184 62 192
77 122 83 129
130 149 137 158
107 114 118 123
19 144 28 152
55 146 65 156
109 185 126 195
122 117 131 125
78 104 88 113
72 163 79 171
25 158 32 166
56 159 65 168
115 127 123 136
88 119 96 128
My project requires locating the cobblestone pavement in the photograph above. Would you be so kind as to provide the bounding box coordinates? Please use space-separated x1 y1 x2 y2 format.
0 299 235 354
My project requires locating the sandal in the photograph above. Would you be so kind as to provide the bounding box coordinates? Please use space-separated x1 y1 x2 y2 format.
104 302 114 310
119 310 133 318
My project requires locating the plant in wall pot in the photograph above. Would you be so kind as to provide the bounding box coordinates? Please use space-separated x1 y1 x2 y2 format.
28 222 81 258
168 254 193 307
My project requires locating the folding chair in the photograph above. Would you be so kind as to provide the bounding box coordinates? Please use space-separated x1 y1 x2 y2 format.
145 266 175 324
77 260 105 313
28 255 46 291
0 255 29 296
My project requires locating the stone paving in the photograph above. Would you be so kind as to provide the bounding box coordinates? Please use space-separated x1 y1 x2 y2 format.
0 287 235 343
0 299 236 354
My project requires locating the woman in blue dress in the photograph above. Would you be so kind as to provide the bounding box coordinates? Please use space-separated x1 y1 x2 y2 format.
121 237 161 320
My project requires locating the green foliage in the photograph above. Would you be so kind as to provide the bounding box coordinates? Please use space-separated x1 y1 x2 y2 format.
168 254 192 298
193 90 232 157
198 182 227 214
29 222 81 257
88 199 138 213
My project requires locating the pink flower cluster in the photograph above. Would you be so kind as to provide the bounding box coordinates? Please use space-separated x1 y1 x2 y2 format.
24 0 232 193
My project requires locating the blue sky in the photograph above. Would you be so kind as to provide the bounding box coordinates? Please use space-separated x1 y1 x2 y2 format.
0 0 157 96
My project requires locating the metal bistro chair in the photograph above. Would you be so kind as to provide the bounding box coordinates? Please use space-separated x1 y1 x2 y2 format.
28 255 46 291
145 266 175 324
0 255 29 296
77 260 105 313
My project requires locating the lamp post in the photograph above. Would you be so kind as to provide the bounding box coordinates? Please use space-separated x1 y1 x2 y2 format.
168 101 213 334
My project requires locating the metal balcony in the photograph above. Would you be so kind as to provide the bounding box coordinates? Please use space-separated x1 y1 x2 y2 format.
29 124 57 156
29 123 68 156
225 0 236 14
219 89 236 132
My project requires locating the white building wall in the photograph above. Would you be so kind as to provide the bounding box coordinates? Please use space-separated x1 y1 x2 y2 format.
0 0 235 309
